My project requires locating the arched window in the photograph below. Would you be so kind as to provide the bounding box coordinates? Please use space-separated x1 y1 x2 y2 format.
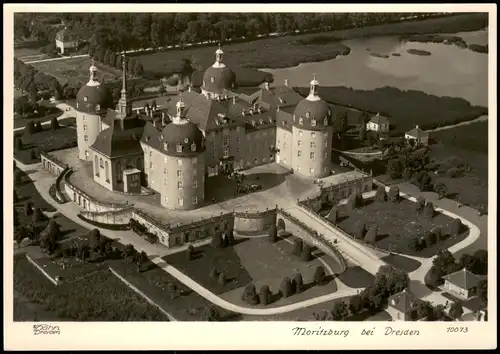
94 156 99 176
323 117 328 126
176 143 183 152
117 162 122 182
105 161 110 182
99 158 103 168
191 143 196 152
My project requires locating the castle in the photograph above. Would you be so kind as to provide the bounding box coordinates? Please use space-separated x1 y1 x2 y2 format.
75 46 334 211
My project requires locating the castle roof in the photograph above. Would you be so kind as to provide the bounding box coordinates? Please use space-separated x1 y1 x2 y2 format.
90 116 146 158
406 125 429 138
442 268 483 290
56 27 90 42
388 289 416 314
370 113 390 125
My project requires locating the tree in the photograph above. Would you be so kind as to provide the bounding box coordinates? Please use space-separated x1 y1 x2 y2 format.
432 226 443 242
364 224 378 244
50 116 60 130
14 189 20 203
35 120 43 132
424 230 437 246
423 202 435 219
30 149 37 160
403 167 412 181
31 207 43 223
211 231 223 248
14 170 23 186
279 276 293 298
204 305 221 321
346 192 363 211
333 111 348 137
416 196 426 213
434 181 448 199
458 254 475 271
359 123 367 141
449 218 462 236
225 230 235 246
348 294 363 315
449 302 464 320
16 226 29 248
293 273 304 294
433 249 458 276
14 137 23 151
89 228 101 250
24 201 33 216
242 283 259 305
387 158 403 179
375 185 387 202
415 301 433 320
472 249 488 275
218 272 226 285
327 207 338 224
331 301 349 320
24 121 36 136
354 222 366 240
209 267 218 278
268 224 277 243
313 265 327 285
259 285 271 305
301 243 312 262
277 218 285 231
477 279 488 304
292 238 303 256
387 187 400 202
186 244 195 261
408 237 420 252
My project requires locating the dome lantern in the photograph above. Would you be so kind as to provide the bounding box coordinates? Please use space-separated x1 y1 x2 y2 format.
307 74 320 101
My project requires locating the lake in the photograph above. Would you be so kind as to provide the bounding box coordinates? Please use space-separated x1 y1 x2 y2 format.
262 30 488 107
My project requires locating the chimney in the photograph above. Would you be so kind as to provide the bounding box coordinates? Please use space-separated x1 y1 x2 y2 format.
277 106 280 112
416 125 419 129
188 86 192 92
153 119 157 127
284 78 289 87
264 82 269 90
233 96 236 105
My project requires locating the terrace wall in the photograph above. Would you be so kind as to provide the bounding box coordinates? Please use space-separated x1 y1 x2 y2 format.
132 209 171 247
80 207 135 225
233 209 277 236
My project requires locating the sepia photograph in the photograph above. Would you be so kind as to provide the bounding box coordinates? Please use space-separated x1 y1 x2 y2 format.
4 3 496 351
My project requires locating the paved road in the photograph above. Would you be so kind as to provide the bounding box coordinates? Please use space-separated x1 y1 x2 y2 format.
14 102 77 132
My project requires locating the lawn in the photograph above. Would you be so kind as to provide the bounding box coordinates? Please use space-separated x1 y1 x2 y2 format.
335 197 469 257
294 86 488 137
31 57 121 87
14 126 77 164
13 254 170 321
381 253 422 273
13 108 64 129
14 167 56 213
337 266 375 288
162 239 253 295
219 236 339 308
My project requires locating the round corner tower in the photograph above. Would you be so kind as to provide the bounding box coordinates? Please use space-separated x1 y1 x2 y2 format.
201 45 236 99
291 76 333 179
75 60 109 161
160 97 206 210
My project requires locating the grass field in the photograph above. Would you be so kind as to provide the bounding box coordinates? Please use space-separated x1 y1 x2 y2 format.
336 197 469 257
14 255 170 321
14 126 77 164
31 57 121 86
14 47 48 62
13 109 64 129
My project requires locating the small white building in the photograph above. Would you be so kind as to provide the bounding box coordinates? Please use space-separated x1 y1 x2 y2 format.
405 125 429 146
388 289 417 321
442 268 483 300
55 27 89 55
366 113 390 133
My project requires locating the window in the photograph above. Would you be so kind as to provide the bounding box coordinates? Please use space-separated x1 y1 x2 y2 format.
324 151 328 158
211 141 215 148
163 143 169 150
210 77 215 83
94 156 99 176
193 180 198 188
298 130 303 136
176 170 182 178
310 168 315 175
223 128 229 135
236 126 241 132
149 162 153 169
283 142 287 149
296 166 301 172
177 181 183 189
177 159 183 165
164 196 168 204
324 118 328 126
191 143 196 152
310 142 316 148
82 114 86 120
311 132 316 138
324 166 328 173
211 152 215 158
236 137 240 144
105 161 110 182
164 168 167 174
223 137 229 147
324 140 328 148
310 152 315 159
297 150 302 157
299 117 303 125
311 119 316 127
193 168 197 176
164 179 168 186
223 148 229 158
236 147 240 153
100 158 104 168
192 157 197 165
176 143 183 152
192 197 198 204
149 151 152 157
84 135 88 142
178 198 184 206
117 162 122 182
298 140 302 147
83 124 88 131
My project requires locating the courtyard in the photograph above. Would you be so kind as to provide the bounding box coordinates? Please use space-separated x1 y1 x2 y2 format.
335 196 470 257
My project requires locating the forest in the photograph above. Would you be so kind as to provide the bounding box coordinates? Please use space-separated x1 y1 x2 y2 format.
14 12 452 52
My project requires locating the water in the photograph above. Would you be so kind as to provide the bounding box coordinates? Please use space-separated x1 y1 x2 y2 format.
262 31 488 107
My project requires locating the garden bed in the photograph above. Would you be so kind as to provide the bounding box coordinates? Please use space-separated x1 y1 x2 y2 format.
335 197 469 257
13 108 64 129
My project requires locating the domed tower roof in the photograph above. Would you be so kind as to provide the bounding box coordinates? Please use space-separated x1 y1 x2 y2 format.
202 45 236 94
161 97 205 157
293 75 332 131
76 59 109 114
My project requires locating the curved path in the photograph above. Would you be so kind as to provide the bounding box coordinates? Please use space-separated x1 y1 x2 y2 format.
13 159 357 316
